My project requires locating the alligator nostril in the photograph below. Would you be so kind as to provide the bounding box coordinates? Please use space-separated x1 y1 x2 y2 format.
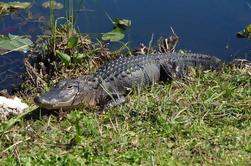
34 96 42 105
34 96 48 105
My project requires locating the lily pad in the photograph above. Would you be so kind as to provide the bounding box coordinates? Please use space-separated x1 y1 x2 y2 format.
42 1 64 10
112 18 131 30
0 2 31 15
0 34 33 55
102 28 125 42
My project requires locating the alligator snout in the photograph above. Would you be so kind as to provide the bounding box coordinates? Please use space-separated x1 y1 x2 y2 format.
34 88 79 109
34 95 55 109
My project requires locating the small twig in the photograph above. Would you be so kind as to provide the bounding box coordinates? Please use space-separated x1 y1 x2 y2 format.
109 118 118 133
170 26 177 36
24 58 46 86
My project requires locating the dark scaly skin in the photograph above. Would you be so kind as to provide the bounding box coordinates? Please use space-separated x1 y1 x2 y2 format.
34 53 223 111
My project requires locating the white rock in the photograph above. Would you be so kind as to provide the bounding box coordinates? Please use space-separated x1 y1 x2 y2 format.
0 96 29 119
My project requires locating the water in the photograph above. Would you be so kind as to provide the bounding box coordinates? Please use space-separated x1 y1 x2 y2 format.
0 0 251 90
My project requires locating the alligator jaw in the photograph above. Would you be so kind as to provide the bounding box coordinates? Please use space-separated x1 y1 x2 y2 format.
34 95 76 110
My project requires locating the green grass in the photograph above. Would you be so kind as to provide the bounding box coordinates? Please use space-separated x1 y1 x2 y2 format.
0 68 250 165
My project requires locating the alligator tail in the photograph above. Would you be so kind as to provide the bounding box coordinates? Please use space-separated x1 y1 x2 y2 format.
179 53 223 70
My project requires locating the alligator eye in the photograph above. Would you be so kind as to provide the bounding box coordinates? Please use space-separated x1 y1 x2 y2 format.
67 86 74 89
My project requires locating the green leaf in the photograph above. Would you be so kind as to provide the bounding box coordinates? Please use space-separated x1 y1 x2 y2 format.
56 50 71 65
0 34 33 55
112 18 131 30
67 36 79 49
236 24 251 39
75 53 88 60
102 28 125 42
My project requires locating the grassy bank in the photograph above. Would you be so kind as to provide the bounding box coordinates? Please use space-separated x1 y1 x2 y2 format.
0 67 250 165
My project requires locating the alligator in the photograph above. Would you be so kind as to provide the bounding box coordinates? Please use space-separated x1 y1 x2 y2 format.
34 53 223 112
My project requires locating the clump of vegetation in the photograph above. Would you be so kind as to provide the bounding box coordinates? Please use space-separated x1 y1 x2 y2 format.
22 21 112 94
22 19 141 96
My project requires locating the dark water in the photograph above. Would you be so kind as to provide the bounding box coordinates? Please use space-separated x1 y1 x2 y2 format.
79 0 251 60
0 0 251 90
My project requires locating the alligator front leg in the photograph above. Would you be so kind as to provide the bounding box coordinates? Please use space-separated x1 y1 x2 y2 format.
97 96 126 114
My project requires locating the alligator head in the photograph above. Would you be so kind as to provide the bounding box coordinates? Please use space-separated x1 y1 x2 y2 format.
34 75 102 109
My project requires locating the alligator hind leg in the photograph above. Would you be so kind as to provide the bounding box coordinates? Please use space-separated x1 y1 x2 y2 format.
97 96 126 114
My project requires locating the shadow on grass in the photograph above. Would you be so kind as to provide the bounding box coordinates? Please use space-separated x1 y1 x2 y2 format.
23 107 60 121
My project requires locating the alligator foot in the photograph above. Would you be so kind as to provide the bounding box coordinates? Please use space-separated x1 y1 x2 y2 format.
97 96 126 114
